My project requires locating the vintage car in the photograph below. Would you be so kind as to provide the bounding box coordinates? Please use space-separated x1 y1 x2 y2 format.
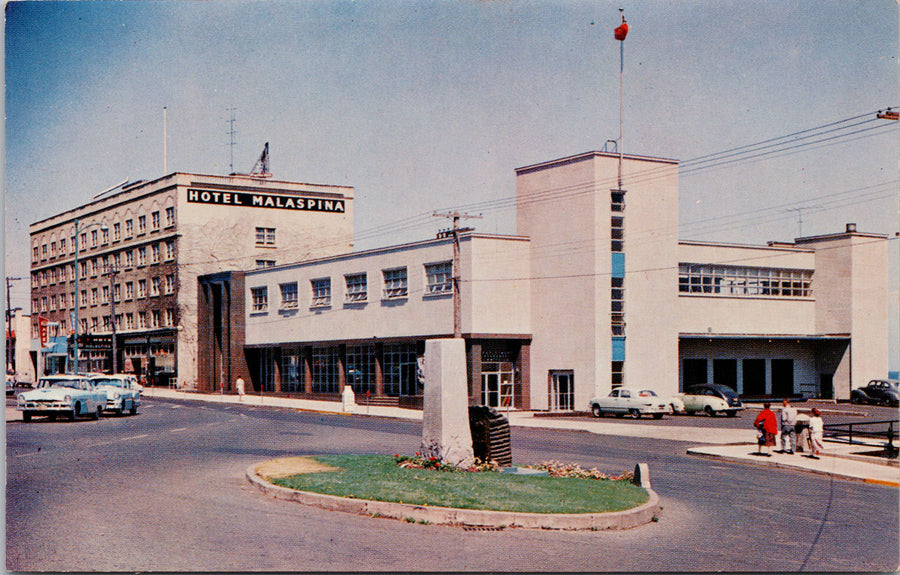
6 374 15 396
665 394 686 414
588 387 669 419
851 379 900 407
17 375 106 421
677 383 744 417
90 375 141 415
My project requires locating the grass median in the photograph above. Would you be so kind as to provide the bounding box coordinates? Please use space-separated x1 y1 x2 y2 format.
270 454 649 514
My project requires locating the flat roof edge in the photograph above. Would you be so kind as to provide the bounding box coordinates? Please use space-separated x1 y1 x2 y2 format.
515 150 678 175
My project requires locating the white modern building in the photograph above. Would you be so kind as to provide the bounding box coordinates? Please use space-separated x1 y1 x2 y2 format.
29 172 354 386
199 150 890 409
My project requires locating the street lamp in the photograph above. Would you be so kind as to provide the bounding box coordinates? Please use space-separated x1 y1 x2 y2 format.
73 218 108 374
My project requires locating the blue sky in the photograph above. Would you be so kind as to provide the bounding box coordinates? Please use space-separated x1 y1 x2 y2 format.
5 0 899 368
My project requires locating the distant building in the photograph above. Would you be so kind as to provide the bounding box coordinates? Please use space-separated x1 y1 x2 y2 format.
199 151 890 407
28 173 354 386
6 308 36 383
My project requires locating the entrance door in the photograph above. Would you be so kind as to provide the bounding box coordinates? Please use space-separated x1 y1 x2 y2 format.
742 359 766 396
549 371 574 411
771 359 794 396
482 362 514 408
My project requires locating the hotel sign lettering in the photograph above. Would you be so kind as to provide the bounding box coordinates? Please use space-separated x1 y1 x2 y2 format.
187 188 345 213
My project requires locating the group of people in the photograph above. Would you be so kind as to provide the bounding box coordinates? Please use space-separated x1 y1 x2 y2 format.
753 399 824 459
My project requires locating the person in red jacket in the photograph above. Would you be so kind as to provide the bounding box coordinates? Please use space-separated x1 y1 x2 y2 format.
753 402 778 456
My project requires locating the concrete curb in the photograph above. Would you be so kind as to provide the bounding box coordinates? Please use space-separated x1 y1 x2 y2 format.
245 463 661 530
687 446 900 487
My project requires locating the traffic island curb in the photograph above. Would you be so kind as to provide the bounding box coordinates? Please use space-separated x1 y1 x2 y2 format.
245 462 661 530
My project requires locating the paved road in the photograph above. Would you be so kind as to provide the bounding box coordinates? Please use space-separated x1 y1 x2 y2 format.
7 397 898 572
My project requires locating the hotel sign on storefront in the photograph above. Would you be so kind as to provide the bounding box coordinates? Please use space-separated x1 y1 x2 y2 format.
187 188 345 213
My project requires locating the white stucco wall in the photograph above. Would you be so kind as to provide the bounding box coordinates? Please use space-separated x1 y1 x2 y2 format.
243 234 531 346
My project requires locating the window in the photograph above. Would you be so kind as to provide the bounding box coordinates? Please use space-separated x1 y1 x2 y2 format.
251 286 268 312
165 274 175 294
138 312 148 329
113 223 121 241
101 286 109 304
80 261 88 279
346 344 376 395
113 284 121 302
151 244 160 264
80 233 87 250
165 206 176 227
32 246 39 262
425 262 453 295
311 346 340 393
382 343 419 396
51 241 57 257
137 279 147 299
151 277 161 297
256 260 276 269
151 310 161 328
611 276 625 313
113 253 121 269
60 238 67 254
50 295 57 311
280 349 303 393
166 309 176 327
151 211 160 230
125 313 135 329
311 278 331 307
125 250 134 268
101 228 109 245
345 273 367 303
279 282 298 309
125 282 134 300
91 230 98 247
138 215 147 234
611 216 624 252
125 219 133 237
678 264 813 298
60 293 67 309
80 290 87 308
255 227 276 246
165 241 175 261
90 318 99 332
382 268 407 299
137 247 147 266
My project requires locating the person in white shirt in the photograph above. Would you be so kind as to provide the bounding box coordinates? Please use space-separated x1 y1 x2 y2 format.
808 407 824 459
779 398 798 454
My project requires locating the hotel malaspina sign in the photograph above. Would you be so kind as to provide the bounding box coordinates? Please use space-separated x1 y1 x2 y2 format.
187 188 345 213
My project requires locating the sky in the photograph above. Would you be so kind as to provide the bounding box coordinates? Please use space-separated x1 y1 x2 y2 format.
4 0 899 369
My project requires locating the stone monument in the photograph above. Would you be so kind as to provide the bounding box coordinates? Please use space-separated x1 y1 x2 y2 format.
420 338 474 467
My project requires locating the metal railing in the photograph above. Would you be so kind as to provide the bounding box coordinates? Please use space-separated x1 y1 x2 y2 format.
823 419 898 455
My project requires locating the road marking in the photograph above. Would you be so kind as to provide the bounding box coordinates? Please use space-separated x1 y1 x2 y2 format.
171 427 188 432
123 434 149 441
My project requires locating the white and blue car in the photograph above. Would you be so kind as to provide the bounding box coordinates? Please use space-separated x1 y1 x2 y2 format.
17 375 106 422
90 374 141 415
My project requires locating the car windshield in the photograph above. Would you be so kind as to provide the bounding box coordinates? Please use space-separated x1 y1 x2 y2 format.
93 379 124 388
38 379 84 390
639 390 658 397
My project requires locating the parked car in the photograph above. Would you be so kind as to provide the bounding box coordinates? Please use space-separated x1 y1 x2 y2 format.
6 374 15 396
17 375 106 421
851 379 900 407
678 383 744 417
665 394 686 414
90 375 141 415
588 387 669 419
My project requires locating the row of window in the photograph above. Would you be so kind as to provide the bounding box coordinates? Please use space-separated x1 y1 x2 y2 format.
32 207 176 262
250 262 453 312
32 274 176 313
35 308 179 339
678 264 813 298
259 342 420 396
31 241 176 288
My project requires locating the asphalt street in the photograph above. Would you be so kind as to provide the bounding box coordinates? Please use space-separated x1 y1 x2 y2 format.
6 396 899 572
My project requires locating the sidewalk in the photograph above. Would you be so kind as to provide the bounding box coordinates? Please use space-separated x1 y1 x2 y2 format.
107 388 900 487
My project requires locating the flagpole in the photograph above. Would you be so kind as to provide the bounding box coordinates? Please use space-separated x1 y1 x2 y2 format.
617 8 625 191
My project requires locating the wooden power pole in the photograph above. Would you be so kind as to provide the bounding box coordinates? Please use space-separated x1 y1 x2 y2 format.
432 211 482 338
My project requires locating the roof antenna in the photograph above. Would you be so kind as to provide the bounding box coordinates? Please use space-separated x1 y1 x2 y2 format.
250 142 271 177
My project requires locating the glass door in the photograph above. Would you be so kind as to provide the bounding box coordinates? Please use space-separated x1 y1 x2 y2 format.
549 371 574 411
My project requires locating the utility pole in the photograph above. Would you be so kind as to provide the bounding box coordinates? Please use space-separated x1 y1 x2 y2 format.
432 211 482 338
6 277 21 374
106 265 119 373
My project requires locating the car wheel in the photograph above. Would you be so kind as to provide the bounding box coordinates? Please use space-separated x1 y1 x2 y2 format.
629 408 641 419
652 413 664 420
22 411 31 422
93 406 101 420
704 405 716 417
851 395 862 405
591 404 603 418
68 405 78 421
130 404 138 416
